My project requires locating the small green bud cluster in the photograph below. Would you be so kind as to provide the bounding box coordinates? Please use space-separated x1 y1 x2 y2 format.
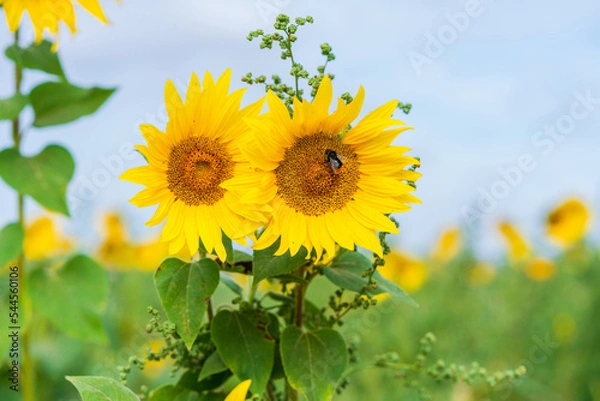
407 156 421 189
243 14 342 114
397 102 412 115
117 307 217 394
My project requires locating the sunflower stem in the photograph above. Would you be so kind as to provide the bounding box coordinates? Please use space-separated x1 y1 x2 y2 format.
293 265 306 328
286 32 302 101
11 30 35 401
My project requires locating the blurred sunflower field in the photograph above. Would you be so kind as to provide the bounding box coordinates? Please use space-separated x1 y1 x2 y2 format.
1 1 599 401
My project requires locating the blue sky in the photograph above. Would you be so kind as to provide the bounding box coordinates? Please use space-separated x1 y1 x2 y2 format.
0 0 599 260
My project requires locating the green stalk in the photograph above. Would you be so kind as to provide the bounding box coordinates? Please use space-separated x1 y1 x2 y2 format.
11 30 35 401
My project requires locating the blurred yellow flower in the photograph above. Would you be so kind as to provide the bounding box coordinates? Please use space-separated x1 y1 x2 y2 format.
379 252 427 293
546 199 591 247
1 0 110 47
142 339 171 378
469 263 496 286
552 313 576 344
525 257 555 281
225 379 251 401
432 227 461 262
97 212 172 271
498 221 530 262
24 216 72 260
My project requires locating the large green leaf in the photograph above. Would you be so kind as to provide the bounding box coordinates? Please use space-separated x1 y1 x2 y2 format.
0 145 74 215
211 310 274 395
154 258 220 349
0 222 24 267
67 376 139 401
253 239 308 284
323 251 418 307
30 255 109 343
5 40 65 78
148 385 200 401
30 81 115 127
280 327 348 401
0 94 28 121
198 351 229 382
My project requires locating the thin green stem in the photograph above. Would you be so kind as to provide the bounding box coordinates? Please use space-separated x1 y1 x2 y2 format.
294 265 307 328
248 276 258 305
11 30 34 401
286 32 301 101
340 362 416 381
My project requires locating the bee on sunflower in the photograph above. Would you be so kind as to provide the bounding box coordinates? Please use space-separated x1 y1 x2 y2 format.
224 75 421 258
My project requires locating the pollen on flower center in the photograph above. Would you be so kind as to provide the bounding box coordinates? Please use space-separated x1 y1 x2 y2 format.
166 136 234 206
275 132 360 216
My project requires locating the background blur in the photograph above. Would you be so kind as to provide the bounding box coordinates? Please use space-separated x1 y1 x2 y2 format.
1 1 599 400
0 0 598 258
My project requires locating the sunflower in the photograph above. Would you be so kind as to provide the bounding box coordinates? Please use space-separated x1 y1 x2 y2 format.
120 70 266 261
223 76 420 258
24 215 72 260
1 0 109 47
546 198 591 247
498 221 530 262
225 380 252 401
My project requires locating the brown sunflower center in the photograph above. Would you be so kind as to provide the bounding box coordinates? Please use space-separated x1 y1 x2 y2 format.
166 136 234 206
275 132 360 216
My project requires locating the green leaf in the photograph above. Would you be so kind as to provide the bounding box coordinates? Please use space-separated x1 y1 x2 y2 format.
154 258 220 349
30 81 115 127
0 94 28 121
323 251 418 307
66 376 139 401
5 40 65 78
198 352 229 382
178 369 231 392
0 145 74 215
0 223 24 266
211 310 275 395
253 239 308 284
232 250 252 263
219 272 244 296
223 234 234 263
280 327 348 401
30 255 108 343
149 385 200 401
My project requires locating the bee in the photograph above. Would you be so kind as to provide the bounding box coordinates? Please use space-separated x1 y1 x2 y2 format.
324 149 343 174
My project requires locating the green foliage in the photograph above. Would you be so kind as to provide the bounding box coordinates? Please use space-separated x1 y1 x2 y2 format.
253 239 308 284
30 81 116 127
67 376 140 401
29 255 109 343
211 309 275 394
148 385 201 401
323 251 417 307
0 93 28 121
5 40 65 78
280 326 348 401
0 222 24 266
0 145 74 215
154 258 220 349
198 352 229 382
